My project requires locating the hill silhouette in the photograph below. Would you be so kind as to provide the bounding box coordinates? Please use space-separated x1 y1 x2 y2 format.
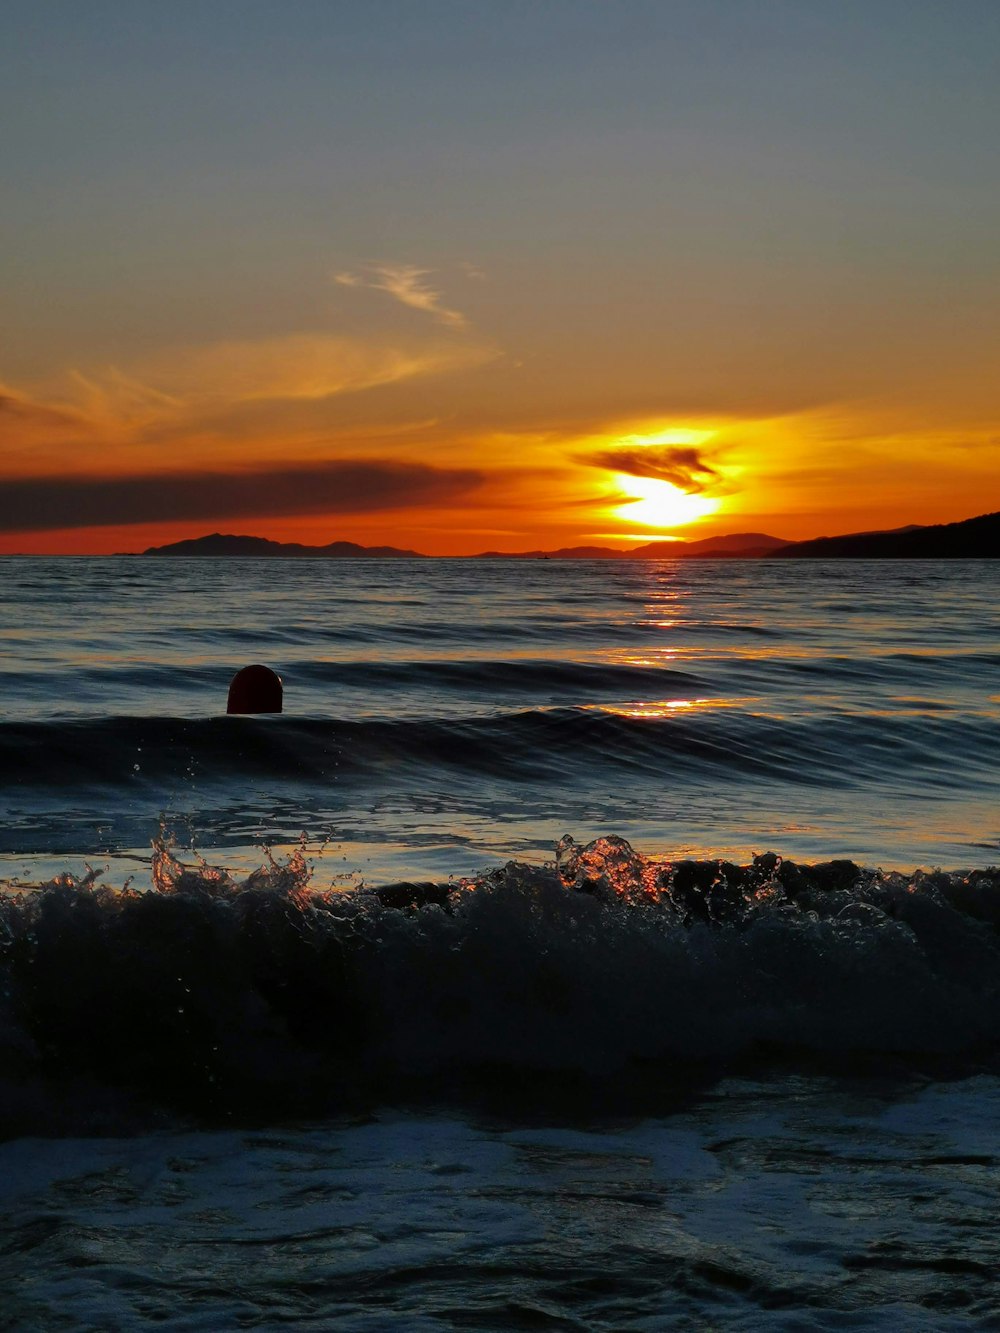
140 513 1000 560
772 511 1000 558
629 532 788 558
143 533 423 558
143 531 787 559
472 533 788 559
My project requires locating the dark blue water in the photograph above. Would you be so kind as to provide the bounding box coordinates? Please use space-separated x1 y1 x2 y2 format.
3 557 1000 1327
1 557 997 882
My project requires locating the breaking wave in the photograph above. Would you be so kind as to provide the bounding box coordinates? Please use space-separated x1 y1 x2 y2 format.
3 836 1000 1137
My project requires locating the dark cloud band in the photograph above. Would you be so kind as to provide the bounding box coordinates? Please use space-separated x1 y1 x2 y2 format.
580 445 719 493
0 460 483 533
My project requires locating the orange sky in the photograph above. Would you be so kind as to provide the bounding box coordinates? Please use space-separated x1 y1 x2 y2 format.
3 5 999 555
2 350 996 555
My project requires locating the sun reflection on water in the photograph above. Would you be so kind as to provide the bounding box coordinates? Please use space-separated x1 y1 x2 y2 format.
589 697 754 719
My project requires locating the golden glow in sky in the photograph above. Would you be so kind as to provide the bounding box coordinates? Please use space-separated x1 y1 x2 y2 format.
588 426 726 533
613 476 722 530
614 428 714 449
2 4 999 554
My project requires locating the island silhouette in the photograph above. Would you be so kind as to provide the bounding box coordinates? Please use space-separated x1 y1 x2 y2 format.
141 510 1000 559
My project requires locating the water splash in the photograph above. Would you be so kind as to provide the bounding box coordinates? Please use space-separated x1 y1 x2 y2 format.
149 834 312 901
2 835 1000 1137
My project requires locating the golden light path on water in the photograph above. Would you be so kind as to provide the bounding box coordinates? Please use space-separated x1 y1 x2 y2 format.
589 697 755 720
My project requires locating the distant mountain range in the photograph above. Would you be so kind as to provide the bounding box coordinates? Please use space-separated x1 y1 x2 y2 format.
142 531 788 559
143 533 423 558
142 511 1000 560
473 532 789 559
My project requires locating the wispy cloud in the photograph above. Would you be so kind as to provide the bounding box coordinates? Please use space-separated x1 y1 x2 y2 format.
579 444 722 494
0 385 92 436
131 332 484 408
10 332 495 440
334 263 468 329
0 459 484 533
0 383 103 471
2 254 497 488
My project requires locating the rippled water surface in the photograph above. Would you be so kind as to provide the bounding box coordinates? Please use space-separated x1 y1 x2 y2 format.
1 557 997 882
2 556 999 1328
6 1077 1000 1328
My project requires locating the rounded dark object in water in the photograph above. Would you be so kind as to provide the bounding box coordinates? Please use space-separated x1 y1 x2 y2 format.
227 664 283 714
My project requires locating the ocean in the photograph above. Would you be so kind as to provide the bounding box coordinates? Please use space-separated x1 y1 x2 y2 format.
2 556 999 1328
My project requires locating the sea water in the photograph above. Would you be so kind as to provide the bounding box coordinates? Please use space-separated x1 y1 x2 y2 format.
1 557 999 1326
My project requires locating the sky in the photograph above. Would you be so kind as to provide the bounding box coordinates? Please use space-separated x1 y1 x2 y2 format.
2 0 999 554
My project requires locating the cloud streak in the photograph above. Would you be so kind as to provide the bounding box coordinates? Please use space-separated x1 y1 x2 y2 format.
0 384 95 437
579 444 722 494
65 333 491 429
0 460 484 533
335 264 468 329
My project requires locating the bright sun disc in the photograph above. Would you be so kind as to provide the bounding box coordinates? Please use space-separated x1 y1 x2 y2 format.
614 475 721 529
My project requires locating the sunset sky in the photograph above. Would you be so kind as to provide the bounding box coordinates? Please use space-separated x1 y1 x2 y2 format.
3 0 999 554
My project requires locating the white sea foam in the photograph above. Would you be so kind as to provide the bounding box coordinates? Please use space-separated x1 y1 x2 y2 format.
4 1077 999 1327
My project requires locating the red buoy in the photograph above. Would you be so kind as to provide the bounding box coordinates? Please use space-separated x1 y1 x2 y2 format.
226 664 283 714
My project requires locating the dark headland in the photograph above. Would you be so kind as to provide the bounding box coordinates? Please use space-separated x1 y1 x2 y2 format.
141 511 1000 559
142 533 423 558
769 510 1000 559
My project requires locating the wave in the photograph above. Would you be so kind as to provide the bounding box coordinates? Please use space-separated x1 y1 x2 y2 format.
2 836 1000 1137
290 657 707 696
2 706 998 794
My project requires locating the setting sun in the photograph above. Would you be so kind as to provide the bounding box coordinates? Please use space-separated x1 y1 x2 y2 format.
614 475 722 529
